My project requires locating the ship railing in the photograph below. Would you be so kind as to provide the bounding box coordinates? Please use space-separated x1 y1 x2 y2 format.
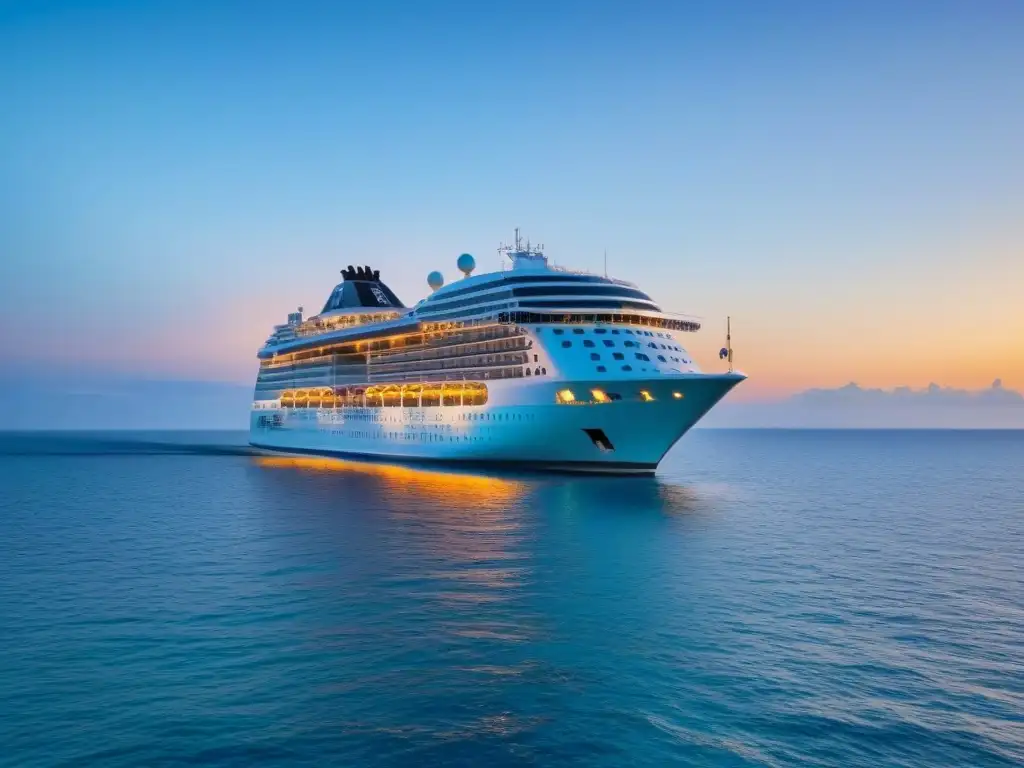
657 309 704 324
367 364 527 384
544 264 639 288
497 309 702 331
292 311 406 338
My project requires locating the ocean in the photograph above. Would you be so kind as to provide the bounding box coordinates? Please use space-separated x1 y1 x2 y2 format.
0 430 1021 767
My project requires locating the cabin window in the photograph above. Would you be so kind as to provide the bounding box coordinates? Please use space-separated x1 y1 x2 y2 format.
583 340 595 347
622 365 633 371
613 352 624 360
573 328 585 335
561 341 572 348
596 365 607 372
602 339 615 347
590 352 600 361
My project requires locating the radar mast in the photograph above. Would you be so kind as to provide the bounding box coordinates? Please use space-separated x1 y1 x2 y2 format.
498 227 548 270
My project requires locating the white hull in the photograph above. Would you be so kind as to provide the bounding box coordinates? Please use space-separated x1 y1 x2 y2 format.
250 374 742 474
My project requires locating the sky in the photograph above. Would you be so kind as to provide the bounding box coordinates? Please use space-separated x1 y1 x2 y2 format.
1 0 1022 401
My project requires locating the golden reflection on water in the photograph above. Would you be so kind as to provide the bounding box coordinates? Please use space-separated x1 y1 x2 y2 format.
253 454 530 598
253 454 527 506
251 454 709 656
253 454 705 517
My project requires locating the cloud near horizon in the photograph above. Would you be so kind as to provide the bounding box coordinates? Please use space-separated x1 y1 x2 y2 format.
794 378 1023 406
705 379 1024 429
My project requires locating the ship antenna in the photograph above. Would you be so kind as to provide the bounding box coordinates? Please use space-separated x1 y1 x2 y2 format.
727 316 734 373
603 249 607 278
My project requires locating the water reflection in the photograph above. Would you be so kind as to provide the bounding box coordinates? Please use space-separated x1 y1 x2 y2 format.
539 476 708 519
253 455 527 507
249 456 708 613
251 456 541 642
252 455 704 519
244 455 721 742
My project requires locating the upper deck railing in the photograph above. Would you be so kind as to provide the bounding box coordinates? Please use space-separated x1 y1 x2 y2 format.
290 310 405 339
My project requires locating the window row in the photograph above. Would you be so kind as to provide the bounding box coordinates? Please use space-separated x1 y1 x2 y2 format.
280 382 489 409
572 349 691 366
556 336 685 354
555 387 659 404
584 352 655 362
549 327 676 339
371 351 529 374
341 366 528 384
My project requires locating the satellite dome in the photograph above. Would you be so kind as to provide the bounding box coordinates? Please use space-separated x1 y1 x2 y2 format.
427 271 444 291
457 253 476 277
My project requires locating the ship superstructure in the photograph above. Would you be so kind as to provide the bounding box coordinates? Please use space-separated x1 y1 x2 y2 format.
250 231 745 473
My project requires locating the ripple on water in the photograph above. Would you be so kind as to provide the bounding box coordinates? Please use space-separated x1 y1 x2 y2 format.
0 430 1021 767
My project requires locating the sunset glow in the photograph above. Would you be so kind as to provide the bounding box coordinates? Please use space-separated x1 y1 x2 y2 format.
1 4 1021 404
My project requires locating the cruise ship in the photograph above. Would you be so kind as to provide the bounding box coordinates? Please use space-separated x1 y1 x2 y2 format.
250 231 745 473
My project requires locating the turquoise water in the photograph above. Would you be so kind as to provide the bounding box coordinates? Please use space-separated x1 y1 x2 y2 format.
1 430 1021 766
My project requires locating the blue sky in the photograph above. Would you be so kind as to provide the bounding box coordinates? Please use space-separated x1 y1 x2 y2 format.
1 1 1022 395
